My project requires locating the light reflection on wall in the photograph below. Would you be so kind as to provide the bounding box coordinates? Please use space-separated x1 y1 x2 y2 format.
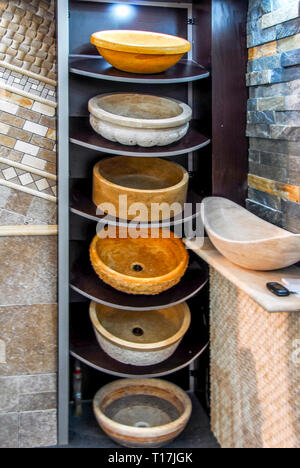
110 4 137 21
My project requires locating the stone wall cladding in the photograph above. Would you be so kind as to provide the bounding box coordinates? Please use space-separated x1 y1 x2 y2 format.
247 0 300 233
0 0 57 448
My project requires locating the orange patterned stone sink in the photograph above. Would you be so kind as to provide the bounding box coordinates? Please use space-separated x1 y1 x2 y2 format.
90 30 191 74
90 228 189 295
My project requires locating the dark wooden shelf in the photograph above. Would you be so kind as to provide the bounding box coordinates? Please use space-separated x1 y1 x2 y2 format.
69 57 210 84
70 179 203 228
70 305 209 378
69 117 211 158
70 250 208 311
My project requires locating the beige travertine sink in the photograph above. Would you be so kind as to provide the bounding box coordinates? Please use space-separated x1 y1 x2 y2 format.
89 301 191 366
88 93 192 147
201 197 300 271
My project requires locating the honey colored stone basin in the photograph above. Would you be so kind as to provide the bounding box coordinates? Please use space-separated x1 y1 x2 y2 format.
202 197 300 270
93 156 189 222
89 228 189 295
90 30 191 74
89 301 191 366
88 93 192 147
93 379 192 448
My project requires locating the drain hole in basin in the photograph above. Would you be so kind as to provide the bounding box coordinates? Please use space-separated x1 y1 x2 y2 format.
132 263 144 272
135 421 150 428
132 327 144 337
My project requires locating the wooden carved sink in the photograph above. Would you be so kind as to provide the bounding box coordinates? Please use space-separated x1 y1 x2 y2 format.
93 156 189 222
90 30 191 74
202 197 300 271
89 301 191 366
93 378 192 448
88 93 192 147
90 228 189 295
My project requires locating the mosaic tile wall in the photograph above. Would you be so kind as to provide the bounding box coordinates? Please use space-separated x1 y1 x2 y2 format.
0 0 57 448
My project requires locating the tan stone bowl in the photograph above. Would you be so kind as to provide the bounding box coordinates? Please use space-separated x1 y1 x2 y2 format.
93 156 189 222
88 93 192 147
93 378 192 448
89 228 189 295
202 197 300 270
89 301 191 366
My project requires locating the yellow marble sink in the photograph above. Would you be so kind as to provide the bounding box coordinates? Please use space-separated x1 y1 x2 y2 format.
201 197 300 271
90 30 191 74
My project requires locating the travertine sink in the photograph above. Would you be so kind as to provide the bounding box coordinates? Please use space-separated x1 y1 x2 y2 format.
93 379 192 448
93 156 188 222
202 197 300 271
90 228 189 295
88 93 192 147
90 30 191 74
89 301 191 366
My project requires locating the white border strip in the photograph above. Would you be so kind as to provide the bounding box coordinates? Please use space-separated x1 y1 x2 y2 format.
0 61 57 87
0 179 57 203
0 157 57 181
0 225 58 236
0 82 57 108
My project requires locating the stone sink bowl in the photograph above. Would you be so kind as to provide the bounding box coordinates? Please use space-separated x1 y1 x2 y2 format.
89 301 191 366
93 378 192 448
202 197 300 271
90 30 191 74
89 227 189 295
93 156 189 222
88 93 192 147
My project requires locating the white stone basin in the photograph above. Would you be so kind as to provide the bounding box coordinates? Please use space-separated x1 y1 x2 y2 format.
88 93 192 147
201 197 300 271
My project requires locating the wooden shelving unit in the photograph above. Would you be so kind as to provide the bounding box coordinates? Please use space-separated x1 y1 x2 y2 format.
70 116 210 157
69 57 210 83
57 0 248 447
70 179 203 227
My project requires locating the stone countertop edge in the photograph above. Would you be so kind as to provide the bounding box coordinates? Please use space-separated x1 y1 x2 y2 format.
184 237 300 313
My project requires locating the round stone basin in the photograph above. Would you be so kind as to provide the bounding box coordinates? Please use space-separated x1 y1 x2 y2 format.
89 228 189 295
88 93 192 147
93 378 192 448
93 156 189 222
90 30 191 74
89 301 191 366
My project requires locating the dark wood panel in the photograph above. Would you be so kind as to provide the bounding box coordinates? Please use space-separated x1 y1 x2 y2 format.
193 0 212 70
69 73 189 117
212 0 248 206
69 1 188 55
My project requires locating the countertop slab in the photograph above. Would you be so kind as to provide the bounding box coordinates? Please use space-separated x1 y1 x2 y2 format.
185 237 300 313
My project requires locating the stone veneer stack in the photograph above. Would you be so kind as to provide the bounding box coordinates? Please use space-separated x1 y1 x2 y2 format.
0 0 57 448
246 0 300 233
